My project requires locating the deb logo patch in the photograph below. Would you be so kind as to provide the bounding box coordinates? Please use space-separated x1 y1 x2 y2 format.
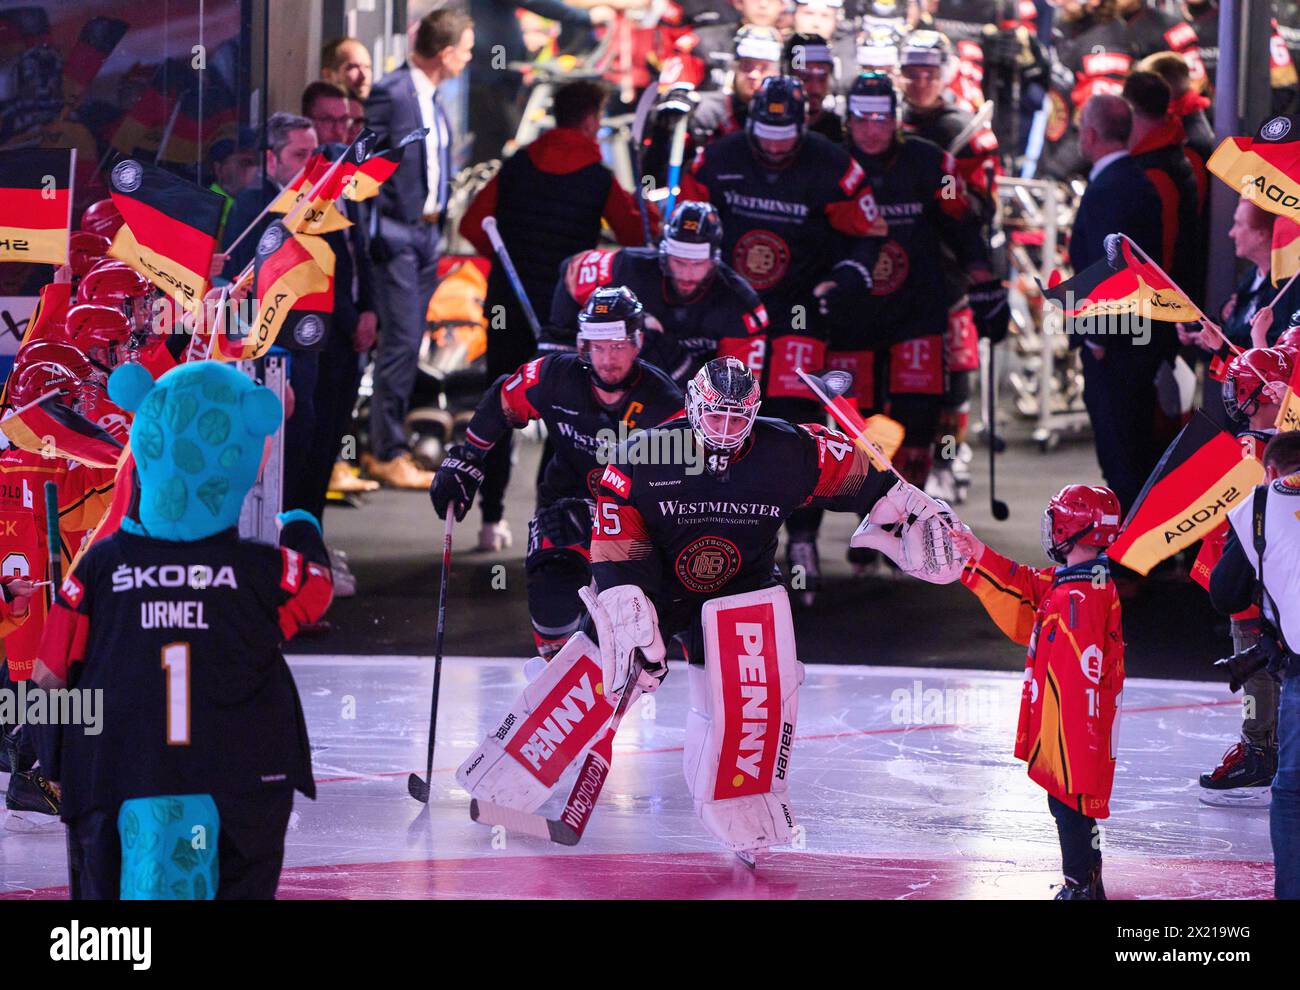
60 574 84 606
600 465 631 497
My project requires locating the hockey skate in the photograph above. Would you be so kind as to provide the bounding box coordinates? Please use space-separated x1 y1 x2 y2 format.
477 520 513 552
1198 742 1275 807
5 769 61 833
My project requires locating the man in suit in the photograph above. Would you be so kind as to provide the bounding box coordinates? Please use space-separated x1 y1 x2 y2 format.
1069 93 1167 517
363 8 475 490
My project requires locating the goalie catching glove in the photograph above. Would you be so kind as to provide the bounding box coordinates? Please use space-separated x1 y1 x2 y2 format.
850 480 970 584
579 585 668 697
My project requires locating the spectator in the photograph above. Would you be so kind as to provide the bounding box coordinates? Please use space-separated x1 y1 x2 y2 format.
466 0 618 165
459 79 650 550
362 8 474 490
207 126 259 242
321 36 374 100
221 112 323 517
302 81 358 146
1124 71 1201 304
1178 197 1300 429
1210 431 1300 899
1069 94 1166 516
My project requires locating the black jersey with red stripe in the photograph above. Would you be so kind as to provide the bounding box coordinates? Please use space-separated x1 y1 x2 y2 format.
590 417 892 606
32 518 332 821
470 352 685 505
548 247 768 387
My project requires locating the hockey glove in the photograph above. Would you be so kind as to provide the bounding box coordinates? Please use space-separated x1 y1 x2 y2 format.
968 279 1010 343
429 443 486 521
579 585 667 696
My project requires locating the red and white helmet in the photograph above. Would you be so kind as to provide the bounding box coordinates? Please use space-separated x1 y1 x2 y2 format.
64 304 135 382
1041 484 1122 565
686 356 761 451
7 339 98 413
1222 347 1294 423
76 261 153 330
69 231 112 279
79 198 124 239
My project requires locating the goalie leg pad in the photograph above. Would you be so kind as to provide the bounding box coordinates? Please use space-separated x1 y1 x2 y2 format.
456 631 614 812
684 585 804 852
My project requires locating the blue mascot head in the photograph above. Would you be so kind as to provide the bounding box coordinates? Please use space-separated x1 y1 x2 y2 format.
108 361 282 542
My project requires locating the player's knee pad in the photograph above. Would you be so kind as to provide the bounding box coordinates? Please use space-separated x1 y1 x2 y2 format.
118 795 220 899
457 632 614 812
682 585 804 853
525 552 591 656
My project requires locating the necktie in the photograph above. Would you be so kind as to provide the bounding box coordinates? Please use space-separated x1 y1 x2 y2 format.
432 89 451 216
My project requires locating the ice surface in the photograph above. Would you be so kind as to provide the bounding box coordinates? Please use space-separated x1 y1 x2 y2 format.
0 657 1275 899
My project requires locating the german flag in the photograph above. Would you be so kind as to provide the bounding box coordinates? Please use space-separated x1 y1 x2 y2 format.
62 16 128 105
0 392 124 470
216 221 329 361
107 158 224 318
270 156 351 235
797 368 905 467
282 232 336 350
1107 411 1265 575
0 148 74 265
1039 234 1201 323
1273 217 1300 285
1208 114 1300 223
340 127 428 202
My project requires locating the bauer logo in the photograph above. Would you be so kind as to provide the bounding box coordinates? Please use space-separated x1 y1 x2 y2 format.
505 655 611 787
713 603 781 800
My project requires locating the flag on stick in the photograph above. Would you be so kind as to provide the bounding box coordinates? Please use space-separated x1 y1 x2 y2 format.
0 391 124 469
1038 234 1201 323
0 149 75 265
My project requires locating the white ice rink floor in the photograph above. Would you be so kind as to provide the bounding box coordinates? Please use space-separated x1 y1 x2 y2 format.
0 657 1277 899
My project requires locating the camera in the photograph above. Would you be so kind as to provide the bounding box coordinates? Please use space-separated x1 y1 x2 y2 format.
1214 627 1288 693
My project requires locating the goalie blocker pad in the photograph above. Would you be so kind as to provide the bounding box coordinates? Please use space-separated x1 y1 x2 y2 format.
684 585 804 853
456 632 615 813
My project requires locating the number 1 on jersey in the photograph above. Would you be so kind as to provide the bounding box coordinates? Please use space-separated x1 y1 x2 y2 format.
161 642 191 745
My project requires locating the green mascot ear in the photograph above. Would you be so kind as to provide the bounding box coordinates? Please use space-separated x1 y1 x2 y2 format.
240 386 283 437
108 363 156 413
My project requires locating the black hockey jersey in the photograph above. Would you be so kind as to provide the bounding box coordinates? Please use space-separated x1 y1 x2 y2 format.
1044 13 1134 179
547 247 768 387
590 417 892 606
465 352 684 505
32 519 333 821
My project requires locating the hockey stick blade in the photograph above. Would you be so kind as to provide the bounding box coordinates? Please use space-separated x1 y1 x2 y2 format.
470 798 570 843
407 773 431 804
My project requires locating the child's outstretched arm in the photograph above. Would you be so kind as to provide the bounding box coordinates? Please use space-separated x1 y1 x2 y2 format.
951 529 1055 646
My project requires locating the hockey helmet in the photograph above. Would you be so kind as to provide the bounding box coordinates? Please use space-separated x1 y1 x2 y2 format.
857 25 902 71
660 200 723 292
1040 484 1122 565
76 261 153 329
7 338 97 412
1222 347 1294 424
69 231 112 279
733 24 784 64
79 198 125 239
784 32 836 72
899 29 952 70
577 285 644 389
64 303 135 379
747 75 808 169
848 71 898 120
1273 324 1300 353
686 356 761 452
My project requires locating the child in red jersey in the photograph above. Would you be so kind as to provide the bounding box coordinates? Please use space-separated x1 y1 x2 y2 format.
952 484 1125 900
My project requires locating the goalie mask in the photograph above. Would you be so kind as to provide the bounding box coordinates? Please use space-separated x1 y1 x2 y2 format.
1040 484 1121 566
577 285 644 391
686 357 761 452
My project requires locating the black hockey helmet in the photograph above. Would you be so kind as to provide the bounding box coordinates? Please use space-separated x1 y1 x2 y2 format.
746 75 808 169
899 29 951 70
784 32 836 74
686 357 761 452
857 23 901 71
577 285 644 389
732 23 784 64
660 200 723 289
847 71 898 120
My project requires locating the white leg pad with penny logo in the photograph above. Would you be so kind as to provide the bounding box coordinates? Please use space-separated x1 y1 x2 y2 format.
456 631 614 813
684 585 803 853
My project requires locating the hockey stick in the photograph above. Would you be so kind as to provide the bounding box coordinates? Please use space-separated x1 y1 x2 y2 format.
987 335 1009 520
629 80 660 245
44 482 77 896
481 216 543 342
408 510 456 804
947 99 995 156
469 654 643 844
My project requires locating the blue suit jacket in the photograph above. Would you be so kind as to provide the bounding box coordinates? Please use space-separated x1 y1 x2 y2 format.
365 67 431 226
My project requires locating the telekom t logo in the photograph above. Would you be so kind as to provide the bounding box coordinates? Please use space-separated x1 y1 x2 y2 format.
784 339 814 370
901 338 932 371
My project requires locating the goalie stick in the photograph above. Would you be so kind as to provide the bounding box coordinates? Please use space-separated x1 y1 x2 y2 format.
469 654 643 844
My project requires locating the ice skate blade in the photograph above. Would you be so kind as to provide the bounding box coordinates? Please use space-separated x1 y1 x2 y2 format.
734 850 757 869
1198 786 1271 808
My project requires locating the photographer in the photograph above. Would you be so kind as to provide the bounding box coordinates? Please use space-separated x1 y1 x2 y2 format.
1211 431 1300 899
